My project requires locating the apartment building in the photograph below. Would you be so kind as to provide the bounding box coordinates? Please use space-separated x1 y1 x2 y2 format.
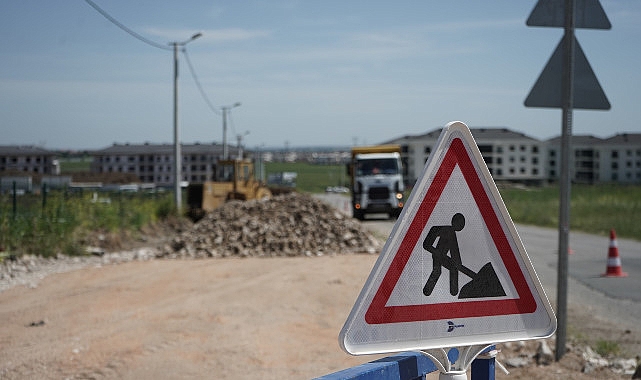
546 135 603 184
90 143 227 187
385 128 545 186
599 133 641 183
0 145 59 175
385 128 641 186
545 133 641 184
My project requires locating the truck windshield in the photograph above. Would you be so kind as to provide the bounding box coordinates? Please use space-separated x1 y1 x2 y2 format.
356 158 399 176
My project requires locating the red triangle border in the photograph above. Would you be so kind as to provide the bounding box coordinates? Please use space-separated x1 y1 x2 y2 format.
365 137 537 324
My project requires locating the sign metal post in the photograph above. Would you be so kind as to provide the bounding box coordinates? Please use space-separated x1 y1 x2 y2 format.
525 0 610 360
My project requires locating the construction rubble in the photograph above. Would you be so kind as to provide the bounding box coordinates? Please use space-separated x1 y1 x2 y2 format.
156 193 383 259
2 193 382 293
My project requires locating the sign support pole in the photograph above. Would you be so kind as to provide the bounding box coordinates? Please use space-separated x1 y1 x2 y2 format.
525 0 611 361
421 344 492 380
556 0 576 361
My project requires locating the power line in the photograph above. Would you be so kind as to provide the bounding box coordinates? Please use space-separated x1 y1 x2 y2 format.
182 49 221 116
84 0 224 130
84 1 222 117
83 0 171 51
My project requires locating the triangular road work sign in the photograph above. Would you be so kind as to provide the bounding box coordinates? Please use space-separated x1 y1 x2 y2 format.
524 35 610 110
340 122 556 355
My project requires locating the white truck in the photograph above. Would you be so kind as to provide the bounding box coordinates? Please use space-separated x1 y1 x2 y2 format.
348 145 405 220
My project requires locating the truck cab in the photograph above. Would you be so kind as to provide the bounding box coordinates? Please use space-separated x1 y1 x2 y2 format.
349 146 404 220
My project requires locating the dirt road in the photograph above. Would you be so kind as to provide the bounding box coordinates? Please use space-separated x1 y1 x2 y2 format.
2 250 639 379
1 254 389 379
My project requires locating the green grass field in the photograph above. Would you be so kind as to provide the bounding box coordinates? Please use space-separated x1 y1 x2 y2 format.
500 184 641 240
59 156 92 173
1 191 175 257
266 162 641 240
265 162 348 193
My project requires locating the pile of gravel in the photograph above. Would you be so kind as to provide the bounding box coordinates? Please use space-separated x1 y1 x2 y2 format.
157 193 382 259
1 193 382 293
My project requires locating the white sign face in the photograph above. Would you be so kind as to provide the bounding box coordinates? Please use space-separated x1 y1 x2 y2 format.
340 121 556 355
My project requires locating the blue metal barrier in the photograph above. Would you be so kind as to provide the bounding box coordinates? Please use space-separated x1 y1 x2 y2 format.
313 350 496 380
313 352 437 380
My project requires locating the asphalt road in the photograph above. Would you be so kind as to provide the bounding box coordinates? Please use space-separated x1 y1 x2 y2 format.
517 224 641 303
317 193 641 330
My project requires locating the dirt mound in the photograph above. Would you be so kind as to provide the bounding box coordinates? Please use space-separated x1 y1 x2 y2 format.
157 193 382 259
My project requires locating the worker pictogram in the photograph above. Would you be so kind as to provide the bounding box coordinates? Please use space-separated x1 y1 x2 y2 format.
422 213 506 299
339 122 556 355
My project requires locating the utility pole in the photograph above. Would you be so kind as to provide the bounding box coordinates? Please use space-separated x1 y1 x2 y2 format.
221 102 241 159
171 41 181 213
169 32 201 213
237 131 249 158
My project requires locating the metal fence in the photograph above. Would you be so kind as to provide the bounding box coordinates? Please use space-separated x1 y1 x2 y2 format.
314 350 496 380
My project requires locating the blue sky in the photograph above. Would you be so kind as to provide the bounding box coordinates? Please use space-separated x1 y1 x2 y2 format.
1 1 640 150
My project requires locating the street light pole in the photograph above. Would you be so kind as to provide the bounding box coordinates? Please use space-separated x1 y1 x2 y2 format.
170 32 201 213
236 131 249 158
221 102 241 159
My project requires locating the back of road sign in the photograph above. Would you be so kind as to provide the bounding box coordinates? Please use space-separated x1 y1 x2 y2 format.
526 0 611 29
524 0 611 110
339 122 556 355
524 35 610 110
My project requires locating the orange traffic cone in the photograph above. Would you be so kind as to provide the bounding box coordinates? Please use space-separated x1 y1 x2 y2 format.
602 229 628 277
